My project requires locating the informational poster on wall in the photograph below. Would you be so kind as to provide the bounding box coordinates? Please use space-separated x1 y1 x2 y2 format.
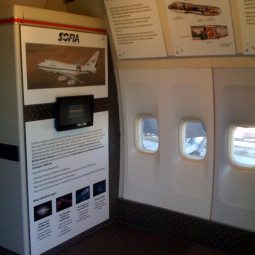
238 0 255 54
21 25 108 105
20 26 109 255
164 0 236 56
25 113 109 255
104 0 167 59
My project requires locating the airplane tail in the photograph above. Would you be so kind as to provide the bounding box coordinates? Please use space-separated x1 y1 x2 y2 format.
84 51 100 71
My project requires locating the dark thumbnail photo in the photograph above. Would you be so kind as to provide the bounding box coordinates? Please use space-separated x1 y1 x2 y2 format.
93 180 106 197
76 186 90 204
56 193 72 212
34 201 52 222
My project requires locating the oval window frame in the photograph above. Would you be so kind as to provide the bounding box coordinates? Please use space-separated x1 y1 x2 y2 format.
228 122 255 170
134 114 159 155
179 117 207 162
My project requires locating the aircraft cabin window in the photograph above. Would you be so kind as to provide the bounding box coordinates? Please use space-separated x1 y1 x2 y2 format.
229 124 255 169
134 114 159 154
179 118 207 161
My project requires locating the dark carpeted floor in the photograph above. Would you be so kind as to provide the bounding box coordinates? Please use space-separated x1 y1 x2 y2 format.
56 221 230 255
0 221 231 255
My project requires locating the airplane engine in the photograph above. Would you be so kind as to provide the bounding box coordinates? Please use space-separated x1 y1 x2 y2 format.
67 79 76 85
58 75 68 81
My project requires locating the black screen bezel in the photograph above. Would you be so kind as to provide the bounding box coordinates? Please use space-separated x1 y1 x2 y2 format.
55 95 94 131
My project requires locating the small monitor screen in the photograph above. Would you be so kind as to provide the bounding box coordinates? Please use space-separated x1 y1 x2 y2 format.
69 104 84 119
55 95 94 131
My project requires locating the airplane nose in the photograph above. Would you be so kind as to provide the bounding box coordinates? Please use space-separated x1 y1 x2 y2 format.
38 62 44 68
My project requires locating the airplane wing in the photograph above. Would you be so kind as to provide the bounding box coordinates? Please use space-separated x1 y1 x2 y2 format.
56 71 85 84
86 70 97 74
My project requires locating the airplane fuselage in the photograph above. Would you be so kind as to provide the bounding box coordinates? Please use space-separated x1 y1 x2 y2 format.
37 51 99 84
38 60 96 75
168 2 221 16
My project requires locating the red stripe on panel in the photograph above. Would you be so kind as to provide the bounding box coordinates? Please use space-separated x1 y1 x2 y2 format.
0 18 107 34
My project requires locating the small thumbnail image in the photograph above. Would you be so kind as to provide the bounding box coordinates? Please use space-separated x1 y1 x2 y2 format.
56 193 72 212
34 201 52 222
93 180 106 197
76 186 90 204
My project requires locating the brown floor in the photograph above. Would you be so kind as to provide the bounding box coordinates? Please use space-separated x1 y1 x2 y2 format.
0 221 231 255
56 221 230 255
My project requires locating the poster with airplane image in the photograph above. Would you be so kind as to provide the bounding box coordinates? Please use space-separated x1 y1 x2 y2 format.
164 0 236 56
26 44 105 89
21 26 109 255
21 26 108 105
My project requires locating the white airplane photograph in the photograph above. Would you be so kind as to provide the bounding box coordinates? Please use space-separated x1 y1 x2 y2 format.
25 43 106 89
37 51 100 86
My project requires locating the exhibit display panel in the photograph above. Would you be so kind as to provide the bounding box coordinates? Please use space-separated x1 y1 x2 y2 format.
0 5 110 255
21 25 109 255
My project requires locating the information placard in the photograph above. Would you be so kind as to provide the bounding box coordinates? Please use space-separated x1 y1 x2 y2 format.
238 0 255 54
164 0 236 56
21 26 109 255
26 113 109 255
104 0 167 59
21 26 108 105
